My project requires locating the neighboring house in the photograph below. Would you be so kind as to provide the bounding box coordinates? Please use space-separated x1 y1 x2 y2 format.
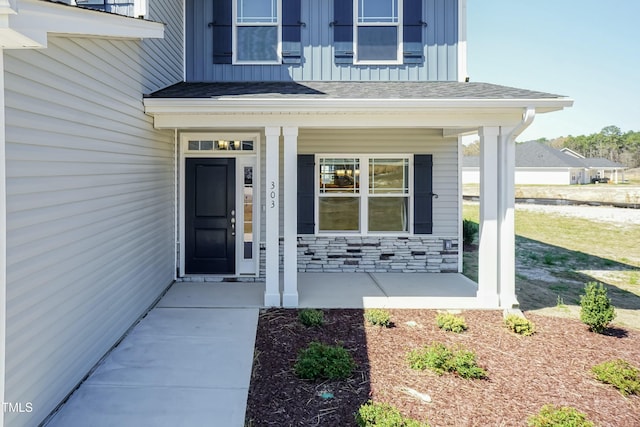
560 147 626 183
463 141 625 185
0 1 571 425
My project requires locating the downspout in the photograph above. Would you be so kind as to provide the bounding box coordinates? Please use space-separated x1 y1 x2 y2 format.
498 107 535 309
506 107 535 141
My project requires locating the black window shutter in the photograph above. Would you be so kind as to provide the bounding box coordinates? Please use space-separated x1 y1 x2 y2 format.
282 0 302 64
297 154 315 234
212 0 232 64
414 154 433 234
403 0 424 64
333 0 354 64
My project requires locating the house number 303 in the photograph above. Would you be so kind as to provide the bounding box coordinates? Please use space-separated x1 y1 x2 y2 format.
270 181 276 208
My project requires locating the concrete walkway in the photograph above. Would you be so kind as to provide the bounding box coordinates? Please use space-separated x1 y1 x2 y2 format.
46 293 259 427
45 272 477 426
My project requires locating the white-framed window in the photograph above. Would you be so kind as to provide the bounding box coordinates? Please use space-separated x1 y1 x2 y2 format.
233 0 281 64
354 0 402 64
317 155 410 234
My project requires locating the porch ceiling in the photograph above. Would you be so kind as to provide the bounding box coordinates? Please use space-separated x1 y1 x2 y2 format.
143 81 573 129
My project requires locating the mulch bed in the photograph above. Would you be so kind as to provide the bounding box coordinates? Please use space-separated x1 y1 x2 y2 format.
245 309 640 427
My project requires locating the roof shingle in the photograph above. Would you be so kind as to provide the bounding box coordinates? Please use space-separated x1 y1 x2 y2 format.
146 81 566 100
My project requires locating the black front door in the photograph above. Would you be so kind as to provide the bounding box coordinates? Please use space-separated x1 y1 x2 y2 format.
185 158 236 274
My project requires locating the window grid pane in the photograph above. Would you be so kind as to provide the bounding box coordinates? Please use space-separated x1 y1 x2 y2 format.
319 158 360 194
319 197 360 232
369 158 408 194
237 26 278 61
357 26 398 61
358 0 398 23
368 197 408 232
237 0 277 23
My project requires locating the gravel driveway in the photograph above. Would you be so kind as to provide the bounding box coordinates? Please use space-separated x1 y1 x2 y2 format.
516 203 640 226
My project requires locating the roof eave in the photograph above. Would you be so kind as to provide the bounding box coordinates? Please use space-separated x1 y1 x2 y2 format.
3 0 163 49
143 97 574 115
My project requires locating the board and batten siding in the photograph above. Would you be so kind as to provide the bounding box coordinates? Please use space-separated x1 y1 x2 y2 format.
143 0 184 86
257 128 459 242
186 0 458 82
4 35 177 426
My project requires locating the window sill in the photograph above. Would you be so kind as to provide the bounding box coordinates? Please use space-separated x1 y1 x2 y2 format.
232 60 282 66
353 59 403 66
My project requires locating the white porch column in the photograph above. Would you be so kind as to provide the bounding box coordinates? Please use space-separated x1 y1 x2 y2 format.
498 130 518 308
264 126 281 307
477 127 500 307
282 127 299 307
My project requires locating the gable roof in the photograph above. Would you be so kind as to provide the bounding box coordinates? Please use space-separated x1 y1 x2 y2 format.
464 141 626 169
516 141 586 168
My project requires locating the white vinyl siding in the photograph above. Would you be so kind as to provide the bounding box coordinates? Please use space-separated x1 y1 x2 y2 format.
4 35 177 426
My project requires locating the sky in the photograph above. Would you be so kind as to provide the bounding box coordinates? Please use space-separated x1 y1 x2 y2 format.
466 0 640 142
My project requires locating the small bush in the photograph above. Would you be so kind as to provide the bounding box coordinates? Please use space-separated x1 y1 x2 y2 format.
298 309 324 327
355 401 429 427
407 342 452 374
592 359 640 396
407 342 486 379
504 314 536 336
527 404 594 427
294 342 355 380
462 219 478 246
436 312 467 333
580 282 616 333
449 349 487 379
365 309 392 327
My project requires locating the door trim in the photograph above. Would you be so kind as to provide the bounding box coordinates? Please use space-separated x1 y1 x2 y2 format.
178 132 261 277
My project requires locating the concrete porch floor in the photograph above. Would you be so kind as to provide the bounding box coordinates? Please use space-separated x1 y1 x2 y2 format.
164 272 478 309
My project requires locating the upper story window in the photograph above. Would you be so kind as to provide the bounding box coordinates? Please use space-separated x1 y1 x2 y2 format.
77 0 145 18
355 0 402 63
333 0 422 65
234 0 281 63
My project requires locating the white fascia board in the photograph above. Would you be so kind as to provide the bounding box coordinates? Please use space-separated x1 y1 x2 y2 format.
6 0 163 49
149 110 529 130
144 97 574 115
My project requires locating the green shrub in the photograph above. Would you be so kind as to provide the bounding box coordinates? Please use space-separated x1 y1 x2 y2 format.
407 342 486 379
407 342 452 374
580 282 616 333
294 342 355 380
436 312 467 333
592 359 640 396
504 314 536 336
298 308 324 327
527 404 594 427
462 219 478 246
365 309 392 327
355 401 429 427
449 349 487 379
